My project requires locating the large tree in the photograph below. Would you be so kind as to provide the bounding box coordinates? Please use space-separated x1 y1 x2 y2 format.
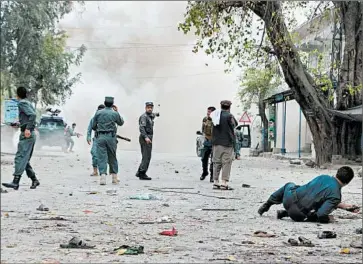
179 1 362 165
0 1 86 106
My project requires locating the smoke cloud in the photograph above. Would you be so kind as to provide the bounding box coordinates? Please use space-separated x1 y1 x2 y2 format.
59 1 241 155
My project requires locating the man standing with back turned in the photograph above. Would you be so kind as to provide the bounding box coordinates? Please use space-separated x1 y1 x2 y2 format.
87 104 105 176
92 97 124 185
211 100 236 190
136 102 159 180
3 86 40 190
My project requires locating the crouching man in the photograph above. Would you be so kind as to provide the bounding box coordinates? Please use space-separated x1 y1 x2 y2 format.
258 166 359 223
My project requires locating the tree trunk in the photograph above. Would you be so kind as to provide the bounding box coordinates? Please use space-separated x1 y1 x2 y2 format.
251 2 334 165
333 2 363 158
258 99 269 152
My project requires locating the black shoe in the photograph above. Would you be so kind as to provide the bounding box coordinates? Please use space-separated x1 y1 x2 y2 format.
139 174 152 180
30 177 40 189
258 202 272 216
277 210 288 219
135 172 140 178
200 172 208 181
2 176 21 190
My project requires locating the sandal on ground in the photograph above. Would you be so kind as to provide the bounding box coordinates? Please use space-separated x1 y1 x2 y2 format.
60 237 95 249
220 185 234 190
213 184 221 189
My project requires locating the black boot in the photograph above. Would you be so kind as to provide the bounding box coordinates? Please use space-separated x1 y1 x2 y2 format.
209 168 214 183
139 173 152 180
200 172 208 181
30 176 40 189
277 210 289 219
258 201 273 216
2 176 21 190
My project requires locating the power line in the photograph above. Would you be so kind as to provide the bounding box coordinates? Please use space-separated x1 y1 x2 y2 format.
67 39 195 47
59 25 178 30
124 71 228 79
66 45 194 50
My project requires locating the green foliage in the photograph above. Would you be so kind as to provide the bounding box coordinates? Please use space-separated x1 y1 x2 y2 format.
0 1 86 106
178 1 338 99
238 65 281 111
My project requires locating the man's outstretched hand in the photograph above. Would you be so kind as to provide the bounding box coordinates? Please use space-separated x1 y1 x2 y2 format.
338 203 360 213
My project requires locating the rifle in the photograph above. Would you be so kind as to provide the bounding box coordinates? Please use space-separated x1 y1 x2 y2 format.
116 135 131 142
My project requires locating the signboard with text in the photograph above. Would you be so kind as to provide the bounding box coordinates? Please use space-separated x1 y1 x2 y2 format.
4 99 19 124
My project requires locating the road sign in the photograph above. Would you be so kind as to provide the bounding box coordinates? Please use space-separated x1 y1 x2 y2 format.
4 99 19 124
239 111 251 123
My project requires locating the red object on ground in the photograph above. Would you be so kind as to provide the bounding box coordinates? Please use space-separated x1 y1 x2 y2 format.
159 227 178 236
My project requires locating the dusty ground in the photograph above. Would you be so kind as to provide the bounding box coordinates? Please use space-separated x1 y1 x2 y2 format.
1 148 362 263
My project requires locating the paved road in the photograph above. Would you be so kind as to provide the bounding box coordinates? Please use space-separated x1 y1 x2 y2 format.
1 149 362 263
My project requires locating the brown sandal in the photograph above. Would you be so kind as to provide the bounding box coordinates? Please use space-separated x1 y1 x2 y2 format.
220 185 234 190
213 184 221 189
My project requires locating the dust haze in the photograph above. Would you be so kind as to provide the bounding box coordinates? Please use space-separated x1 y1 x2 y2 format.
59 1 240 155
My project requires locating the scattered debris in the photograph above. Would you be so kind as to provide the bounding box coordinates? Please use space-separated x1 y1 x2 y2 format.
288 238 299 246
298 236 315 247
355 228 362 234
305 159 316 168
318 231 337 239
1 188 8 193
253 231 276 238
6 244 17 248
350 238 362 249
160 227 178 236
3 213 9 218
240 240 255 245
114 245 144 255
157 216 174 223
290 159 301 165
139 216 175 224
149 188 242 200
129 194 159 200
174 170 179 173
162 203 170 207
159 187 194 190
86 191 98 195
106 190 117 196
83 210 93 214
340 248 351 254
60 237 95 249
337 214 360 219
241 184 251 188
36 204 49 212
29 216 67 221
198 208 237 211
210 256 237 262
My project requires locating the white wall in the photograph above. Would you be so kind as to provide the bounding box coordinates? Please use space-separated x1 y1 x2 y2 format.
274 100 312 153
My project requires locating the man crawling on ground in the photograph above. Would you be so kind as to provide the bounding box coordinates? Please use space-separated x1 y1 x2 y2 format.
258 166 360 223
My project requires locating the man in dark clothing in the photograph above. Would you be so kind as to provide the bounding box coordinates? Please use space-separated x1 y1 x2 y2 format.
200 106 216 182
258 166 359 223
211 100 237 190
3 86 40 190
136 102 159 180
